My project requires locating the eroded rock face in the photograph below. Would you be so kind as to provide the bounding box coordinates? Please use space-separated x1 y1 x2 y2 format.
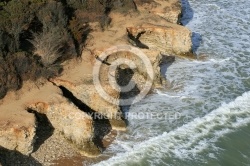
127 23 195 58
0 111 36 155
153 0 182 24
49 78 126 131
94 46 175 90
102 49 162 88
28 96 100 157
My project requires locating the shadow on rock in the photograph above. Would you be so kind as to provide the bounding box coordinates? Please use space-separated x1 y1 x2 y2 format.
27 109 55 153
0 147 42 166
160 55 176 78
92 120 112 152
59 86 112 152
116 67 141 125
181 0 194 25
192 32 202 53
181 0 202 54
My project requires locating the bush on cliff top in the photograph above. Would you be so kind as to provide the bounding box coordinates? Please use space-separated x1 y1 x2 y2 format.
0 0 138 99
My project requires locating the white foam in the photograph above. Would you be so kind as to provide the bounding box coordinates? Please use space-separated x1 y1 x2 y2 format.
95 91 250 166
155 89 186 98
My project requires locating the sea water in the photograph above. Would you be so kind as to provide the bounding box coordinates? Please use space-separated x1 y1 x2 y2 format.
93 0 250 165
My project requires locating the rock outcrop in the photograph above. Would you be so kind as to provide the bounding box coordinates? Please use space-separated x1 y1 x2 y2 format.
27 96 100 157
49 78 126 131
0 110 36 155
152 0 182 24
86 0 194 95
127 23 194 58
95 48 169 88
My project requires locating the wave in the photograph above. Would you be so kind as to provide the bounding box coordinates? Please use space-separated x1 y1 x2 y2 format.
155 89 186 98
95 91 250 166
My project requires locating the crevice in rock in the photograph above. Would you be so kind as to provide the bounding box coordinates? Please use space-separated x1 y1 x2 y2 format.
58 85 112 152
58 86 102 118
127 30 149 49
27 109 54 153
132 0 138 11
95 56 111 66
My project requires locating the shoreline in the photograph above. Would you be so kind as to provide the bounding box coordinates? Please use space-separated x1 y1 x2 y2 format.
51 130 118 166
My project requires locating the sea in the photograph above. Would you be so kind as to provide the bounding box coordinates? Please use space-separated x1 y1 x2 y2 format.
93 0 250 165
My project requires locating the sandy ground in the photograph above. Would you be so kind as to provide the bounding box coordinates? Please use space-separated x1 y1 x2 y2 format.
0 58 119 165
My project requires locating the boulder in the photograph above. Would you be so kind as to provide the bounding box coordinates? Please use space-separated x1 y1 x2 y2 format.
94 46 174 89
127 23 195 58
0 110 36 155
49 78 126 131
27 96 100 157
152 0 182 24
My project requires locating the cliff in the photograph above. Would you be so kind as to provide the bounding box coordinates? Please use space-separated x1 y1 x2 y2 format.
28 98 100 157
0 0 195 164
127 23 193 58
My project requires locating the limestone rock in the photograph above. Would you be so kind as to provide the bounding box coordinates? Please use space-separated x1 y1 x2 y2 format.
28 96 100 157
50 79 118 119
127 23 195 58
95 47 174 89
0 110 36 155
152 0 182 24
49 78 126 131
133 0 159 11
